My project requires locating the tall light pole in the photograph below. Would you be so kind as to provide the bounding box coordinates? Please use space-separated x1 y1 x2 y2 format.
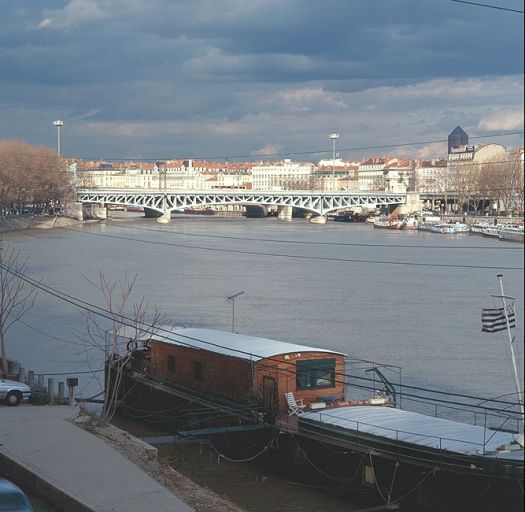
329 133 339 191
227 291 245 333
53 120 64 157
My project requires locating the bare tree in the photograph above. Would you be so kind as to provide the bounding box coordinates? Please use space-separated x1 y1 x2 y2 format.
448 161 481 212
0 243 38 377
81 272 164 421
0 139 73 215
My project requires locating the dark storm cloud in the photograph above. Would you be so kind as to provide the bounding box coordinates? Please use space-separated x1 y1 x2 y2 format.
0 0 522 158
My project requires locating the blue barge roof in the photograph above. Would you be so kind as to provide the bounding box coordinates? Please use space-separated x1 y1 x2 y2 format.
153 328 344 361
301 406 522 459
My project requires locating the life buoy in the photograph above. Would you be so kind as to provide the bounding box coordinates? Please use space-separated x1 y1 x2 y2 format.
127 338 138 352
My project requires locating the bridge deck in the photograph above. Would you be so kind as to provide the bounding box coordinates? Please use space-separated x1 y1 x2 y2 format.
76 189 407 216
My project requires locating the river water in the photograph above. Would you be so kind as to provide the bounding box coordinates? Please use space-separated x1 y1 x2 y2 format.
3 214 524 510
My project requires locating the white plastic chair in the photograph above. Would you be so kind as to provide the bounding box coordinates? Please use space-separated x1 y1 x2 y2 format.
285 392 306 416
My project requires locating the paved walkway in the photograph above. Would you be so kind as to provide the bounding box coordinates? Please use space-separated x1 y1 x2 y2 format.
0 405 193 512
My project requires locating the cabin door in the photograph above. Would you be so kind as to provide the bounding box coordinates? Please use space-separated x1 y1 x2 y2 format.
262 375 278 423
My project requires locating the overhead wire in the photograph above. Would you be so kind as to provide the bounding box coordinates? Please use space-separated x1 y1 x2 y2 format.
58 226 524 271
2 258 522 413
448 0 524 13
104 221 524 251
1 252 522 415
0 131 523 163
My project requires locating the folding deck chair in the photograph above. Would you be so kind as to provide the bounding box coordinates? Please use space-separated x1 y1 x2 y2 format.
285 392 306 416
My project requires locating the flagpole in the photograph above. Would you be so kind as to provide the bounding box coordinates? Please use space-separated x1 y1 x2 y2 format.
497 274 524 419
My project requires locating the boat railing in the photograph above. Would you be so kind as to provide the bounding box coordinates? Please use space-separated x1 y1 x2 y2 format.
311 411 515 455
400 395 523 435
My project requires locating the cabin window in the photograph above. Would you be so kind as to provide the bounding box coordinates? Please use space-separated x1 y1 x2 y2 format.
296 359 336 390
193 361 203 381
167 355 176 374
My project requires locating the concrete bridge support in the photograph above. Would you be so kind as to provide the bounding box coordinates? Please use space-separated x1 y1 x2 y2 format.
83 204 107 220
277 206 293 221
156 212 171 224
63 202 84 221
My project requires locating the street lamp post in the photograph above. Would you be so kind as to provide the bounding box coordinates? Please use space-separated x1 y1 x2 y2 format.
156 161 167 191
227 291 245 333
329 133 339 191
53 120 64 157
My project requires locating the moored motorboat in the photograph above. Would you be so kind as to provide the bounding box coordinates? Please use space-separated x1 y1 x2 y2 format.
373 217 400 229
452 222 469 233
431 222 470 234
470 221 493 235
399 217 418 230
308 215 327 224
498 226 524 243
430 223 457 234
482 226 500 238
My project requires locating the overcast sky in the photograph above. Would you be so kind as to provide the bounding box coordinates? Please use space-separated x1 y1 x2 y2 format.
0 0 523 161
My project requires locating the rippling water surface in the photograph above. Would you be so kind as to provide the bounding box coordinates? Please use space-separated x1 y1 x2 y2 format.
4 214 524 511
6 214 523 399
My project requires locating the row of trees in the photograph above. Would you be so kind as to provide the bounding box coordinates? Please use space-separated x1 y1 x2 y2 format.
0 139 73 215
447 157 524 214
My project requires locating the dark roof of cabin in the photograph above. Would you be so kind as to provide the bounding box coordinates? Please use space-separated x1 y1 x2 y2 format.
151 328 344 362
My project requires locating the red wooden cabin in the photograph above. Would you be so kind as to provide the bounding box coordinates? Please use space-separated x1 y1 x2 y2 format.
148 328 345 416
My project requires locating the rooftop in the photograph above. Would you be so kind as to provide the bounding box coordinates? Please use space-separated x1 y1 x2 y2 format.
151 328 344 362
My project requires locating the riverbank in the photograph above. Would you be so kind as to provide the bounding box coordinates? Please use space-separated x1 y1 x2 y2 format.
0 404 243 512
0 214 87 233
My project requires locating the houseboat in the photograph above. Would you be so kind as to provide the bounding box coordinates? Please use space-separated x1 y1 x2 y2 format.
109 327 523 511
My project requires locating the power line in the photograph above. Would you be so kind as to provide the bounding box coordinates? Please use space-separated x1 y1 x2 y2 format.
73 130 525 161
2 260 521 414
112 222 524 251
448 0 524 13
1 131 523 163
59 226 524 270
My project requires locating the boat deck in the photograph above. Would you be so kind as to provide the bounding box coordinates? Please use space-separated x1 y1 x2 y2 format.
295 406 523 477
301 406 519 456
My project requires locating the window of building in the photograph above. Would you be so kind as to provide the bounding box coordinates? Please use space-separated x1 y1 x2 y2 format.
167 355 176 374
193 361 203 381
296 359 336 390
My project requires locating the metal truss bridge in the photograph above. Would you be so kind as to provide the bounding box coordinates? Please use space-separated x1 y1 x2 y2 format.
76 189 407 216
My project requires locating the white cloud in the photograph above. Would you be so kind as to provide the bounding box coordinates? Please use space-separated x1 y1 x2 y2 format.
477 111 524 131
38 0 106 29
37 0 146 30
415 143 448 159
357 76 523 105
251 143 283 156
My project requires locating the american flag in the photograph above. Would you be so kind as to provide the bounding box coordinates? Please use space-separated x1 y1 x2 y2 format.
481 305 516 333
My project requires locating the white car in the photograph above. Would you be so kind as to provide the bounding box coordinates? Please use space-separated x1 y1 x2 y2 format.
0 379 32 406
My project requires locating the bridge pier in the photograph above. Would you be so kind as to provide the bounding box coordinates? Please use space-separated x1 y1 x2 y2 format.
277 206 293 221
156 212 171 224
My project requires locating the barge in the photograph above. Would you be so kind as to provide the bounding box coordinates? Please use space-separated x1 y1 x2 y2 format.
109 327 524 511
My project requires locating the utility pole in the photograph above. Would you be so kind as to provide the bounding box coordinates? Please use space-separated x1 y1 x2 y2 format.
329 133 339 192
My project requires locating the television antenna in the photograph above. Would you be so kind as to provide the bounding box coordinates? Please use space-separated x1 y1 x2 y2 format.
227 291 245 333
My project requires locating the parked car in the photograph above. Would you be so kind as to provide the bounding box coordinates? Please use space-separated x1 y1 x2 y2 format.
0 478 33 511
0 379 32 406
